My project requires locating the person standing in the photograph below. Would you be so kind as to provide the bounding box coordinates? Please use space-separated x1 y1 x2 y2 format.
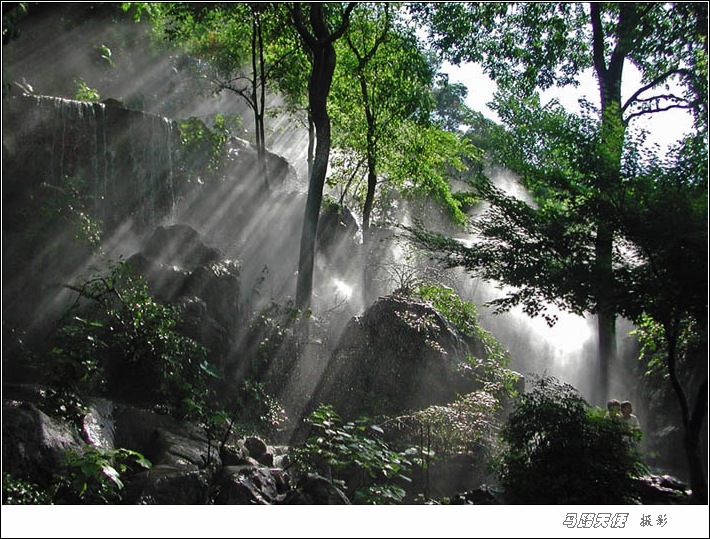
607 399 621 418
620 400 640 429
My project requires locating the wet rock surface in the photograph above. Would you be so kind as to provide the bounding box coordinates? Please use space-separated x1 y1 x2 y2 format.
311 295 485 419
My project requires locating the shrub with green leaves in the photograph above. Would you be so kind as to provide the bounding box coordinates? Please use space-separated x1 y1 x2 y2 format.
46 260 217 420
292 404 412 504
53 446 151 504
2 474 53 505
387 389 500 457
497 375 646 504
416 283 518 391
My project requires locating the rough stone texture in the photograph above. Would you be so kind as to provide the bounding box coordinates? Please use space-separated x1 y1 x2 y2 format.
632 474 691 504
142 224 221 269
214 465 290 505
1 95 294 386
113 405 212 467
316 203 359 268
123 465 214 504
281 473 351 505
124 224 241 374
81 397 115 449
152 427 220 470
243 436 268 459
450 484 502 505
2 401 83 486
310 295 484 419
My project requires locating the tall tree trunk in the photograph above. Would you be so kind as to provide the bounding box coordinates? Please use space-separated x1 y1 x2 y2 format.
590 2 626 404
307 112 314 179
252 12 269 191
295 44 334 309
595 224 617 404
257 12 269 190
293 2 355 310
666 320 709 504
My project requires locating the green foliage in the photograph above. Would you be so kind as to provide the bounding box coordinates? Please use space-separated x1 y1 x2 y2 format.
2 2 29 44
379 283 519 458
229 380 288 438
497 375 646 504
391 390 500 457
46 260 215 420
23 174 103 252
93 44 115 68
53 446 151 504
246 299 302 378
2 473 53 505
415 283 517 392
74 78 101 102
292 404 411 504
178 115 232 175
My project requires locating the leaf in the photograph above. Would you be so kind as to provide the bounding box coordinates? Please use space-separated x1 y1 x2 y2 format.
102 465 124 489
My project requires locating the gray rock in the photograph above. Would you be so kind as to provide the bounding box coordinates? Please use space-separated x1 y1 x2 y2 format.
311 295 484 418
214 465 290 505
123 465 213 504
81 397 115 449
2 401 83 486
281 473 351 505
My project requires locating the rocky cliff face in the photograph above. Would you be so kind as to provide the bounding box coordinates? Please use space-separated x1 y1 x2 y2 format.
2 94 296 382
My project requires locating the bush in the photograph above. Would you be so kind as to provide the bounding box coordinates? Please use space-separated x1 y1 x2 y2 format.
53 446 151 504
292 404 412 504
2 474 53 505
45 260 217 421
497 375 646 504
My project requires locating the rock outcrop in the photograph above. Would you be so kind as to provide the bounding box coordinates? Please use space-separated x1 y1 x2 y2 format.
311 295 486 419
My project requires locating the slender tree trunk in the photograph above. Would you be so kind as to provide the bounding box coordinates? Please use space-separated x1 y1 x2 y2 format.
294 5 339 310
590 2 626 404
360 76 377 244
666 320 709 504
257 12 269 190
252 13 269 191
307 112 314 180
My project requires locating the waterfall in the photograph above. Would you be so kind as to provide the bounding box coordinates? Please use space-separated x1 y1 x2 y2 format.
16 95 180 232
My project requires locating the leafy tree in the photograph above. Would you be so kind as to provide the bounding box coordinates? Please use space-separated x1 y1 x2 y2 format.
415 1 707 406
412 98 709 504
124 2 304 188
290 2 356 310
613 135 708 504
498 375 646 504
330 3 432 242
413 2 707 502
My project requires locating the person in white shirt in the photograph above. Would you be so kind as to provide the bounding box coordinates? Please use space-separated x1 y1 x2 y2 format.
620 400 641 430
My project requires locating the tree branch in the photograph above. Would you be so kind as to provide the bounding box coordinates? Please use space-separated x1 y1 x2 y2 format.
622 68 695 112
625 103 693 124
590 3 607 80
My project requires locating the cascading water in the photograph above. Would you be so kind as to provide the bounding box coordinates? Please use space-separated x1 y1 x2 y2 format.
457 165 641 407
2 94 182 359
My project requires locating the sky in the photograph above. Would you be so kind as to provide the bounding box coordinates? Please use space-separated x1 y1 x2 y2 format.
444 60 697 157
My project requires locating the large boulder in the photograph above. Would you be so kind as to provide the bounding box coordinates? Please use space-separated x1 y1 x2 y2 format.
113 405 218 470
123 465 213 504
125 224 241 373
310 295 484 419
2 401 83 487
142 224 221 269
281 473 351 505
214 465 290 505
